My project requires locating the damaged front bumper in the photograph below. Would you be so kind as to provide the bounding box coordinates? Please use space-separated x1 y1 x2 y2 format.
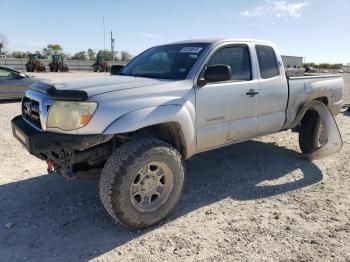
11 115 114 178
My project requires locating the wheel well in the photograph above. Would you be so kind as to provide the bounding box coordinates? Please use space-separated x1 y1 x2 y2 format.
294 97 328 132
133 123 186 157
314 96 328 105
306 97 328 118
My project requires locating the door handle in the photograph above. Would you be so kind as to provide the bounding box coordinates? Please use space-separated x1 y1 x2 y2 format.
246 89 259 97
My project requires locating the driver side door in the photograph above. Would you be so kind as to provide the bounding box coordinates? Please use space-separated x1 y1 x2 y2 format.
195 44 260 152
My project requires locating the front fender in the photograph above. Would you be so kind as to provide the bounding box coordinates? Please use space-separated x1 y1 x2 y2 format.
103 104 196 158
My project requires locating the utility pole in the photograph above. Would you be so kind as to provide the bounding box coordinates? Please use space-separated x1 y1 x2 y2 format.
103 16 106 52
111 31 115 63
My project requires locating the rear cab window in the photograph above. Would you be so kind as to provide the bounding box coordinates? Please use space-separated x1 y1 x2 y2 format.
255 45 280 79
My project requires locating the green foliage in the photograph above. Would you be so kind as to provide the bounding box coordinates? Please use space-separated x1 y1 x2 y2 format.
87 49 96 61
97 50 113 61
42 44 63 58
302 62 317 68
0 33 8 54
121 51 133 62
71 51 88 60
12 51 28 59
303 63 343 69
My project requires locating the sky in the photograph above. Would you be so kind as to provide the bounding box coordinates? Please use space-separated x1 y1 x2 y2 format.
0 0 349 64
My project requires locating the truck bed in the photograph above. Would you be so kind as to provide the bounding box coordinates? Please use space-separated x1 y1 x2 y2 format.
340 73 350 105
291 72 350 105
283 74 344 129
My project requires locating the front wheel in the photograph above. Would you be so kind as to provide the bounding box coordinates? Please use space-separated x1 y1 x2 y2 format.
99 137 184 229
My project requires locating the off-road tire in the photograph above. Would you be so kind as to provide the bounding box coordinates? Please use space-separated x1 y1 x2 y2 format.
299 110 324 153
99 137 184 229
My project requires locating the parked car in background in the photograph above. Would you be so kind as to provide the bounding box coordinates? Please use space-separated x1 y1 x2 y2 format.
0 65 48 99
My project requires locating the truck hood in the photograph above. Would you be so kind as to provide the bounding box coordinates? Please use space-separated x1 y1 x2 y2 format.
53 75 176 97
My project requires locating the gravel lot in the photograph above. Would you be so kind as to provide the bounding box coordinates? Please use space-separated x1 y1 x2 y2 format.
0 72 350 261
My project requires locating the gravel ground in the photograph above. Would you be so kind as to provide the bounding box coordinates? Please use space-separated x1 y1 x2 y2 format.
0 73 350 261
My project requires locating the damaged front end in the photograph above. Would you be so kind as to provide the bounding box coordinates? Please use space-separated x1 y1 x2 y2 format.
11 115 115 179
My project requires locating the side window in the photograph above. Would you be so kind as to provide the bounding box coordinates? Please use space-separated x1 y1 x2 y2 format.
255 45 280 79
207 45 252 81
0 69 11 78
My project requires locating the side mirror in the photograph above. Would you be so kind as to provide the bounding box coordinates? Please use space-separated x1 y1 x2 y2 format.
18 73 27 78
110 65 124 75
198 65 231 85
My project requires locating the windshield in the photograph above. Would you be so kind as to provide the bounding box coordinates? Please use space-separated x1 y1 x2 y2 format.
120 43 209 80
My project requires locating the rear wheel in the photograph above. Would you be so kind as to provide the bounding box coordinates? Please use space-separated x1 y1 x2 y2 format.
99 137 184 229
299 110 327 153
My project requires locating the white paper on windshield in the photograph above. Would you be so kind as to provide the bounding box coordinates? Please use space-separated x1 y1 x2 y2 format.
179 47 203 53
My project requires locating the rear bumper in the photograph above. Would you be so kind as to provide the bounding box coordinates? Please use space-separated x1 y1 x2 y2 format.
11 115 112 155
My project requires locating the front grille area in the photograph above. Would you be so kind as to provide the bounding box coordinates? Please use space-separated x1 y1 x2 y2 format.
22 97 42 129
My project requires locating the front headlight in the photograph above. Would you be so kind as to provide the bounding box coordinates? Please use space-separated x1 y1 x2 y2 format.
47 101 98 131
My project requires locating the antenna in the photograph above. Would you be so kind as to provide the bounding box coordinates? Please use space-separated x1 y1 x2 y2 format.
111 31 115 63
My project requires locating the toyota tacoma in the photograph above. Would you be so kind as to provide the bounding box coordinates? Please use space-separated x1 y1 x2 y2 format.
12 39 344 229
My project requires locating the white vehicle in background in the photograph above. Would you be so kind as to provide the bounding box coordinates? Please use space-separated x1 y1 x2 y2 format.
12 38 344 229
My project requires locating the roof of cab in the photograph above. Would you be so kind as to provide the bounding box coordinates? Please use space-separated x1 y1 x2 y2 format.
166 38 274 46
0 65 21 73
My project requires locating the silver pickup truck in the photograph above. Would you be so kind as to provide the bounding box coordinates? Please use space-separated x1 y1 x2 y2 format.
11 39 344 229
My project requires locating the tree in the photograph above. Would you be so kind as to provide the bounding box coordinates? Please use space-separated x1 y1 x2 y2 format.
121 51 133 62
318 63 332 69
303 62 343 70
42 44 63 58
332 64 342 70
303 62 317 68
63 52 71 60
97 50 113 61
71 51 88 60
0 33 8 54
12 51 28 59
87 49 96 61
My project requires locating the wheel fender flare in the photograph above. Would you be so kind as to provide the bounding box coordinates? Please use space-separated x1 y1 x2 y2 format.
103 105 196 158
292 100 343 160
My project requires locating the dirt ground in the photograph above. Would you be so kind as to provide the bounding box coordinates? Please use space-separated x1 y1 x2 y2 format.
0 73 350 262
